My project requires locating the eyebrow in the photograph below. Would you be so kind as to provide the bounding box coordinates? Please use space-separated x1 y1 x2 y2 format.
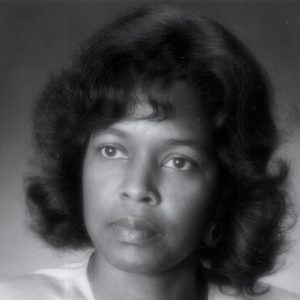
93 128 211 153
164 138 211 152
93 127 127 138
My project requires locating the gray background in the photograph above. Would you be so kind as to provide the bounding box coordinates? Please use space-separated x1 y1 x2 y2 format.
0 0 299 295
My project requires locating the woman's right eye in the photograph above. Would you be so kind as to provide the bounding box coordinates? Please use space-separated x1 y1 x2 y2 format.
99 145 128 160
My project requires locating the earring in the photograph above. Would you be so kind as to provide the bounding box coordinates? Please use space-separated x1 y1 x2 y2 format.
203 221 223 248
199 258 212 270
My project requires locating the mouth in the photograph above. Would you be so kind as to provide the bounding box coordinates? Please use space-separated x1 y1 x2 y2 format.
109 216 163 245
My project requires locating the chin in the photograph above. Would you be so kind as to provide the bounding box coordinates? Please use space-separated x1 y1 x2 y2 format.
104 245 178 275
104 244 195 275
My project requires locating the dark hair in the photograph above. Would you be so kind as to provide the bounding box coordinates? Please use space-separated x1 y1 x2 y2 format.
26 6 289 295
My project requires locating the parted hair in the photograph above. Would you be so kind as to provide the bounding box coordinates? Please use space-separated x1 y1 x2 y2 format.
26 6 289 295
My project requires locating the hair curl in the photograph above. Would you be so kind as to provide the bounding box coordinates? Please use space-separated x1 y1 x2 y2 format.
25 6 289 295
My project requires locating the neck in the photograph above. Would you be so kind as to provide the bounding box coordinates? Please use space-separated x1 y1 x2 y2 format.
88 252 207 300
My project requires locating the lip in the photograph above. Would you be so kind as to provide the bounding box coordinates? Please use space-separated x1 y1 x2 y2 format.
109 216 163 245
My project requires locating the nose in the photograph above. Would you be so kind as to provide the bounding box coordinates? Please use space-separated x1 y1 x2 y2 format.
120 159 161 206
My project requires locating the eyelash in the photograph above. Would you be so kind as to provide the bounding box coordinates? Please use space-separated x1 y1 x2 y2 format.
98 145 199 171
162 157 198 171
99 145 128 160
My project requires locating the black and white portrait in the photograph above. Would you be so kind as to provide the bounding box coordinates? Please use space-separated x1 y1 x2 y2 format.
0 1 299 299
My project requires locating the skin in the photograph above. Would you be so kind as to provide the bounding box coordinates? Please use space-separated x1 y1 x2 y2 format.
82 81 219 300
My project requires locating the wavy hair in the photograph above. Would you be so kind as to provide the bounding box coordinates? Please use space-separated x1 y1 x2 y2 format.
25 7 289 295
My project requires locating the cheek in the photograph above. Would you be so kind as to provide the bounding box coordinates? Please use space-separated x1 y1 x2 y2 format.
162 173 216 246
163 171 215 215
167 189 208 233
82 160 123 233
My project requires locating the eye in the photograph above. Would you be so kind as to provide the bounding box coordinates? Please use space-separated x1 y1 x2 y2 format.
163 157 197 171
99 145 128 160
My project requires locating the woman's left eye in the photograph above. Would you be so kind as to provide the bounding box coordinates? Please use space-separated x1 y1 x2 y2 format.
99 145 128 159
163 157 197 171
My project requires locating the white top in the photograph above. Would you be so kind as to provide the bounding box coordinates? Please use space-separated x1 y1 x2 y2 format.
0 252 94 300
0 252 299 300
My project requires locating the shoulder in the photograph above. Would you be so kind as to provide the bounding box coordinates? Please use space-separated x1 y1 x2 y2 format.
0 273 61 300
0 254 92 300
209 283 300 300
244 285 300 300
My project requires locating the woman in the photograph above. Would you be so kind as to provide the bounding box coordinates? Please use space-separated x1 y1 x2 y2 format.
0 6 298 300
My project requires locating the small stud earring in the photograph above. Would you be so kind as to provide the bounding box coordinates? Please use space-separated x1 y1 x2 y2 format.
203 221 223 248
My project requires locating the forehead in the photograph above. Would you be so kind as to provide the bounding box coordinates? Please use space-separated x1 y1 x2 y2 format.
96 80 214 149
128 80 206 122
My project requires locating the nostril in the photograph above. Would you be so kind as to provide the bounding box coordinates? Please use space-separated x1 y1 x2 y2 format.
120 185 160 206
121 190 152 203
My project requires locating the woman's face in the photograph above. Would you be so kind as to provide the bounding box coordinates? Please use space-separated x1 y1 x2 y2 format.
82 81 219 275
